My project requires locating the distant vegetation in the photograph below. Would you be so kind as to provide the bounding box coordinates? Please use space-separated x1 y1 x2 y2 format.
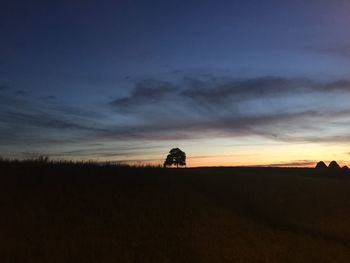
0 156 162 169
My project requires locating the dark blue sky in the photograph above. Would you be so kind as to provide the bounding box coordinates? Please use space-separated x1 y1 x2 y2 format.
1 0 350 166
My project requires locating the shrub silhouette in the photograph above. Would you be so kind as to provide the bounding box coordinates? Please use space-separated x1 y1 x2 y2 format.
163 148 186 168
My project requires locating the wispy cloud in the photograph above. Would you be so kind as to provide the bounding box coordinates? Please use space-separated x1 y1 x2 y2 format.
111 79 176 112
0 91 105 148
108 76 350 143
2 75 350 160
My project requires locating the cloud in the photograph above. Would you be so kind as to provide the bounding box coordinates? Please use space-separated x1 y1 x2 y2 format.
108 76 350 143
0 110 94 131
181 77 310 102
0 92 105 148
111 79 176 112
111 77 350 115
3 75 350 160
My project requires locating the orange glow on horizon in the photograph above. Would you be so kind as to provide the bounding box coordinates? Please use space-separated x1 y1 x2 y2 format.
71 138 350 169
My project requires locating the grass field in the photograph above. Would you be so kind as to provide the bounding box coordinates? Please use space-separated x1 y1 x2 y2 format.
2 161 350 262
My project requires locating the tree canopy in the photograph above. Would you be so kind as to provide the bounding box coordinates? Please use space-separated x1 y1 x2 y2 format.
163 148 186 168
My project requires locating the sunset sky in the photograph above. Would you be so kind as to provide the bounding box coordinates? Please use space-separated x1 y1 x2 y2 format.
2 0 350 166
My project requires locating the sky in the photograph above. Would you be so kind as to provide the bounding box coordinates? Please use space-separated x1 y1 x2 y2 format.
1 0 350 167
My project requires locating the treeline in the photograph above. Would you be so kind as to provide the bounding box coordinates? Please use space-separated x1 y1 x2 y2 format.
0 156 163 177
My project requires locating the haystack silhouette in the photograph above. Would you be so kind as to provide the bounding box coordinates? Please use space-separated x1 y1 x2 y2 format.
328 161 340 169
315 161 327 169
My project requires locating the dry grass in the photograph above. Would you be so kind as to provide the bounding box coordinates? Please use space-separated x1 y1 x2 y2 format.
1 162 350 262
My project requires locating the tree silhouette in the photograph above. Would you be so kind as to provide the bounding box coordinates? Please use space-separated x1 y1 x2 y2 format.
163 148 186 168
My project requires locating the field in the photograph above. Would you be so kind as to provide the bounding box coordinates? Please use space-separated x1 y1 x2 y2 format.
2 161 350 262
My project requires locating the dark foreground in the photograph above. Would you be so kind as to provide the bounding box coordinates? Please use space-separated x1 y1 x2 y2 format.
2 162 350 262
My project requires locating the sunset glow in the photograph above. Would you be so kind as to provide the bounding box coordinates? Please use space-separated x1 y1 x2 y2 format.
1 1 350 167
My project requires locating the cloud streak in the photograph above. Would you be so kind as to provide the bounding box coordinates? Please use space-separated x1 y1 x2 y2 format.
108 76 350 143
0 91 105 148
2 75 350 160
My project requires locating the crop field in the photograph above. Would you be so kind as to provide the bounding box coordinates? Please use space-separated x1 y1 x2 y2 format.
1 162 350 262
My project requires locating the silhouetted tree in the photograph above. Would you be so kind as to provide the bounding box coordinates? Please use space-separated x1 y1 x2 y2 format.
163 148 186 168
